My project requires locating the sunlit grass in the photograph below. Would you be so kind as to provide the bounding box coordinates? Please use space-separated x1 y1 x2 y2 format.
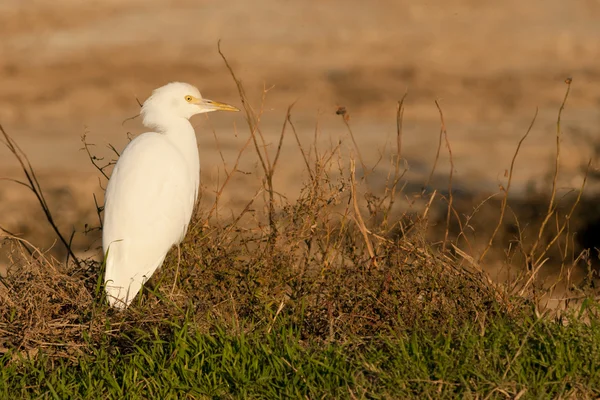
2 309 600 399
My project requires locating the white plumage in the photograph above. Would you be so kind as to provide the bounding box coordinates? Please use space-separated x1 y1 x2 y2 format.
102 82 238 309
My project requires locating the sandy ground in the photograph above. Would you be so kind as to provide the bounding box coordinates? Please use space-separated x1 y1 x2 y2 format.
1 0 600 273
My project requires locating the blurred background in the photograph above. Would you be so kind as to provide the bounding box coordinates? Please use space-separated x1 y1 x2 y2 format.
1 0 600 269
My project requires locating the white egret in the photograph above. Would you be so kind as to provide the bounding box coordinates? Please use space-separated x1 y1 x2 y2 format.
102 82 239 309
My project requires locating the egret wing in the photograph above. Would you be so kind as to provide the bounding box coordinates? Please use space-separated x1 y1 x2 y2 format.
102 132 196 308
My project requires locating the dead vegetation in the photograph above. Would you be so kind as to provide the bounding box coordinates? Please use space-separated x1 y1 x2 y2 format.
0 63 598 366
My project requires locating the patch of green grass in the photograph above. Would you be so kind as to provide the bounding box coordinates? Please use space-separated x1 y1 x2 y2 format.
2 310 600 399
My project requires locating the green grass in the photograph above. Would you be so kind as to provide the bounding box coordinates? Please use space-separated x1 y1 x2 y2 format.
2 309 600 399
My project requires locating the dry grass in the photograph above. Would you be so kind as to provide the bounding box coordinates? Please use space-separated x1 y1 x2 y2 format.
0 92 505 357
1 64 600 398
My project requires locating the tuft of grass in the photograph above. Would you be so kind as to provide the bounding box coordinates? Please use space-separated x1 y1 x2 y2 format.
2 310 600 399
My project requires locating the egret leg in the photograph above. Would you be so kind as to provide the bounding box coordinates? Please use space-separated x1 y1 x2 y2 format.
171 244 182 296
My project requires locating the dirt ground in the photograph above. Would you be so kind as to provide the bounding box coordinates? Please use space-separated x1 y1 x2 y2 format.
1 0 600 275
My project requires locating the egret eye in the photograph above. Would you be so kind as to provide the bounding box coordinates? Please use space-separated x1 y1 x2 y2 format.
185 95 193 102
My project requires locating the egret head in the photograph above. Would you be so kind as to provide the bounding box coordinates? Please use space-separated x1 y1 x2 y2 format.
141 82 239 130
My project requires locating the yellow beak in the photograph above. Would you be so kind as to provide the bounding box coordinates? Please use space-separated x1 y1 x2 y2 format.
202 99 240 112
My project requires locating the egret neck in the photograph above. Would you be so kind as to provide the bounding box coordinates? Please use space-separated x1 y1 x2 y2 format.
147 115 200 198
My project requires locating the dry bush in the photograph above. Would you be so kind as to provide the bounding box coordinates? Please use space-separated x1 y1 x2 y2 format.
0 141 507 359
0 64 595 362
